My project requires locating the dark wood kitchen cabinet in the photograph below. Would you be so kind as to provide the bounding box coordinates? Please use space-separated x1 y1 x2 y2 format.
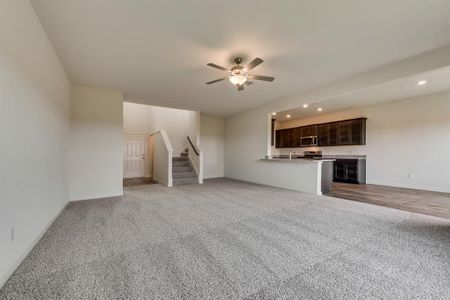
275 128 295 148
350 118 365 145
275 127 301 148
271 119 275 146
285 128 294 147
292 128 302 147
275 129 284 148
276 117 366 148
337 118 366 145
300 125 318 137
337 120 352 145
318 122 338 146
333 159 366 184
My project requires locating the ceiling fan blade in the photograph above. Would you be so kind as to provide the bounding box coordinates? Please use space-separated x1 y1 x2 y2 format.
207 63 228 71
237 84 244 91
249 75 275 82
205 78 227 85
245 58 264 71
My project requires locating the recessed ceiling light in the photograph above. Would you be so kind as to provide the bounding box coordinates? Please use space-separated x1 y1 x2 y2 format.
317 108 323 112
303 104 308 108
417 80 427 86
272 112 276 116
286 114 291 118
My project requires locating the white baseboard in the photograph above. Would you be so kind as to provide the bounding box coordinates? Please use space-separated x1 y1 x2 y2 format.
0 202 68 289
367 181 450 193
153 176 168 187
203 176 225 180
69 193 123 202
69 191 123 202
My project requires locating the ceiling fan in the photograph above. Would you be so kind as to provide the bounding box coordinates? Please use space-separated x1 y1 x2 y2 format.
206 57 275 91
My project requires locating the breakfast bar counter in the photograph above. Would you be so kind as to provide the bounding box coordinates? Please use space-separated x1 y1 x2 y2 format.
259 157 335 195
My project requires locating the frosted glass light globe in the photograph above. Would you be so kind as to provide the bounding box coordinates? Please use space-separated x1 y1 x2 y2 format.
229 74 247 85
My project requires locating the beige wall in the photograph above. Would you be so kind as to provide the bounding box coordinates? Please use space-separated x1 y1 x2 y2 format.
0 0 71 287
226 91 450 193
69 85 123 201
200 115 225 179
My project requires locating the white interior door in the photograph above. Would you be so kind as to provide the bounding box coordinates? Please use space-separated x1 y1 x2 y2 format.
123 135 145 178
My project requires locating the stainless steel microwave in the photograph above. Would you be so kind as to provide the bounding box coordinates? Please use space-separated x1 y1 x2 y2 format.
300 136 318 147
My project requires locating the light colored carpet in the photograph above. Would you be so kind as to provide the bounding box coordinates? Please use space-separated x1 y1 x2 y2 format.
1 178 449 299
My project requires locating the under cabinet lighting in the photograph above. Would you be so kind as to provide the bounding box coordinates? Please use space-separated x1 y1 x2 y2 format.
317 108 323 112
303 104 308 108
286 114 291 118
272 112 277 116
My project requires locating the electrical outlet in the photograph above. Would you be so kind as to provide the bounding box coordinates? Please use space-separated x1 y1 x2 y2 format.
10 227 14 242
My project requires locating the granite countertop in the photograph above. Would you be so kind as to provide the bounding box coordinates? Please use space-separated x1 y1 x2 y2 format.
260 157 336 163
270 154 367 159
262 154 366 162
322 155 367 159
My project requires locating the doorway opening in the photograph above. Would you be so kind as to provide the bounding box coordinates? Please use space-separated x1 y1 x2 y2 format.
122 102 200 187
123 134 158 186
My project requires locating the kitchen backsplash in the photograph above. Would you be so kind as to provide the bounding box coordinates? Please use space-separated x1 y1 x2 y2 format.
271 145 367 156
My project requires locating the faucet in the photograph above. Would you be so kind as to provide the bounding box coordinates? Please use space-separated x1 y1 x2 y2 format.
289 151 292 160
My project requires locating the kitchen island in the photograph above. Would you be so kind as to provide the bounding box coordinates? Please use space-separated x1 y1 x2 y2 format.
259 157 335 195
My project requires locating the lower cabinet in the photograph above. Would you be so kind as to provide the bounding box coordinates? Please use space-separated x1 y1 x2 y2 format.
333 159 366 184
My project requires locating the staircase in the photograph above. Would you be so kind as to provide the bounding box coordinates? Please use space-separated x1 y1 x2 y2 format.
172 149 198 186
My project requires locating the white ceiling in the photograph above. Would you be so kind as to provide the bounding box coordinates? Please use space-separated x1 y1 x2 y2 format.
275 66 450 121
31 0 450 116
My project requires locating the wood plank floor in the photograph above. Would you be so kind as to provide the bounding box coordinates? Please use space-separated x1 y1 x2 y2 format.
123 177 158 187
325 182 450 219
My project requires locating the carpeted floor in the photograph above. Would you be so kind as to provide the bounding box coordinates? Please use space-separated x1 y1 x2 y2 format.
1 178 449 299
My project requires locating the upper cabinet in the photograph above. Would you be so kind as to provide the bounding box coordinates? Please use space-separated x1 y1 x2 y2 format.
300 125 318 137
318 123 336 146
337 118 366 145
275 128 294 148
275 117 366 148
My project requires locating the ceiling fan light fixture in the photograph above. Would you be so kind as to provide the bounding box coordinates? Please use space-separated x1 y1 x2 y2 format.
206 57 274 90
229 74 247 86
